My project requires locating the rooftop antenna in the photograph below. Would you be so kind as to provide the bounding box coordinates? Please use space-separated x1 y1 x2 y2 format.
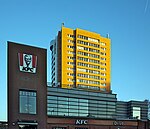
106 33 110 38
61 22 64 27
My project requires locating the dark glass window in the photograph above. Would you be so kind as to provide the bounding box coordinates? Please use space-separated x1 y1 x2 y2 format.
19 125 37 129
19 90 36 114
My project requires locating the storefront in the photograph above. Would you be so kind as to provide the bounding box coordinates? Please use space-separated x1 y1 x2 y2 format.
47 117 148 129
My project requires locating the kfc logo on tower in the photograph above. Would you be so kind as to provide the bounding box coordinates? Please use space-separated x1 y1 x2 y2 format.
18 53 37 73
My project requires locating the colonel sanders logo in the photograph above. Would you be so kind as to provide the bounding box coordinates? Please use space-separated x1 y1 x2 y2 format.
18 53 37 73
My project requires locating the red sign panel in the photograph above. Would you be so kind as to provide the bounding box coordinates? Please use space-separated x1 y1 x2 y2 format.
18 53 37 73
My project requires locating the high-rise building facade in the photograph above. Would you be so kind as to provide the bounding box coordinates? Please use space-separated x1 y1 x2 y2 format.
50 26 111 92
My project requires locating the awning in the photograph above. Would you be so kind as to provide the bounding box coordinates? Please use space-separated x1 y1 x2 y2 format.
17 121 38 125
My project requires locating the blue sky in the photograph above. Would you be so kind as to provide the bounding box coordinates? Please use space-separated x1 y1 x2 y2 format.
0 0 150 121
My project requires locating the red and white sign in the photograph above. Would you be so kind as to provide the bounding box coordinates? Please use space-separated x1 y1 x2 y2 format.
18 53 37 73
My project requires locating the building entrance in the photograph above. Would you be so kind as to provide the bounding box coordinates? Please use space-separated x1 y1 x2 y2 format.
19 125 37 129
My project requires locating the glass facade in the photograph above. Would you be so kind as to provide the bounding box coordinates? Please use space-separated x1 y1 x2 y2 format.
47 87 116 119
19 90 37 114
47 96 88 117
116 101 148 120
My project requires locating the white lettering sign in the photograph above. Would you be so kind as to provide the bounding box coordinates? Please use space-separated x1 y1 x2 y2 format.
75 120 88 125
113 121 123 126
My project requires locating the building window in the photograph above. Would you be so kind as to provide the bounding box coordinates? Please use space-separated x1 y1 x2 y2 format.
101 83 106 86
67 34 75 38
68 51 76 55
133 107 141 119
101 57 106 61
100 52 106 56
88 37 99 43
100 42 106 46
77 46 84 50
101 78 106 81
77 40 88 45
67 73 75 76
67 67 75 71
100 47 106 51
78 35 88 40
68 78 75 82
68 45 75 49
19 90 37 114
68 39 75 44
68 56 76 60
101 72 106 76
100 67 106 71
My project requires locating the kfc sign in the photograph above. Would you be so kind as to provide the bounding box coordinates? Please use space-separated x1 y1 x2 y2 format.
75 120 88 125
18 53 37 73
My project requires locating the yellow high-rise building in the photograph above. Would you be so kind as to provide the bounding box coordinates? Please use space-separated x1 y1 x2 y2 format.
50 26 111 93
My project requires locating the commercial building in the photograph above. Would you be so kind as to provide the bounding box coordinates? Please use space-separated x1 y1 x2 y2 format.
8 41 47 129
6 26 150 129
50 26 111 92
47 117 149 129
